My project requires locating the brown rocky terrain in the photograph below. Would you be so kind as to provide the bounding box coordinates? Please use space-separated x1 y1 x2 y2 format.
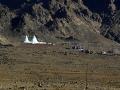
0 0 120 45
0 1 120 90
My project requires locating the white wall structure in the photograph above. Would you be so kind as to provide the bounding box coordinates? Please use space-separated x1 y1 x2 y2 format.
39 42 47 44
24 35 32 44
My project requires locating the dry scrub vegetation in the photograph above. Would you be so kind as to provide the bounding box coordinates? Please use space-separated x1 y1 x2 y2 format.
0 44 119 90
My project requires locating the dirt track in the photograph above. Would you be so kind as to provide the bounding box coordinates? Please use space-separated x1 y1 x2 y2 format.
0 44 120 90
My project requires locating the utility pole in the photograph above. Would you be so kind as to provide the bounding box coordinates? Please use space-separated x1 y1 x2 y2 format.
85 64 88 90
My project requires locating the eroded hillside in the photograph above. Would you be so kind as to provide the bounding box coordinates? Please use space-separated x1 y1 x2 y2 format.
0 0 120 44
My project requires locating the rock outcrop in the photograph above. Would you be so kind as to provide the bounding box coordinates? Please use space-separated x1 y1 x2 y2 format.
0 0 120 44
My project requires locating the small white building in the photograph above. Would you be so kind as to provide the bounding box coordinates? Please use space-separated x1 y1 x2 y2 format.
102 51 107 55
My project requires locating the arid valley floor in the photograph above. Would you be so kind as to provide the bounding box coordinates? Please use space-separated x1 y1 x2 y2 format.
0 44 120 90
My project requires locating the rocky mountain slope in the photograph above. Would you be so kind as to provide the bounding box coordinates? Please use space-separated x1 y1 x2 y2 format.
0 0 120 45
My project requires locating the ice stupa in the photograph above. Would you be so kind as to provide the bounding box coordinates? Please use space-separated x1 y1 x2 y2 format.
32 35 40 44
24 35 47 44
24 35 31 43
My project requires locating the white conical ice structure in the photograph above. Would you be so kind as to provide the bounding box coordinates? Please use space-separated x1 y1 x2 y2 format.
24 35 31 43
32 35 40 44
